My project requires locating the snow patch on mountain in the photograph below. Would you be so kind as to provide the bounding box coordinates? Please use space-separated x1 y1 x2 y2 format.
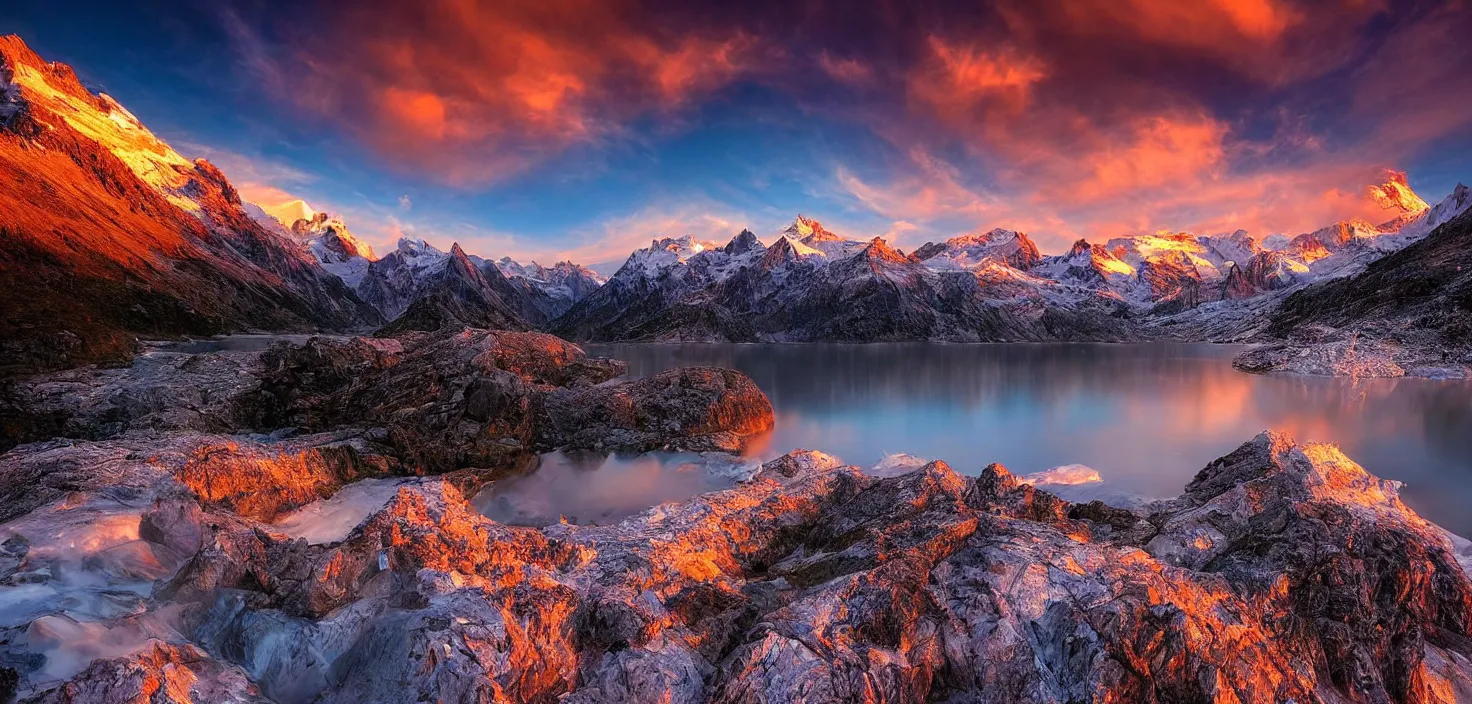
786 216 867 259
261 199 317 228
615 234 722 281
494 257 606 305
243 202 379 289
916 228 1041 272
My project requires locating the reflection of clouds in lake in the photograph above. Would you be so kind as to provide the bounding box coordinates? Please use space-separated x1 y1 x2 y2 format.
473 452 747 527
588 343 1472 536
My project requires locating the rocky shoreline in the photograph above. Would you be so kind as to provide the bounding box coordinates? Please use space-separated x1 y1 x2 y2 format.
2 329 1471 702
1233 334 1472 379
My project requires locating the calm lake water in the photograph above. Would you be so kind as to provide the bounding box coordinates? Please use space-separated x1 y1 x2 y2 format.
465 342 1472 536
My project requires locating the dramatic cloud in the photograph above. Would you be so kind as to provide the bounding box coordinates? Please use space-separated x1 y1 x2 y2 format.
205 0 1472 257
231 0 762 185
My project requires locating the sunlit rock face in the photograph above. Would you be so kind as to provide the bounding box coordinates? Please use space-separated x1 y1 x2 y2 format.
21 642 271 704
0 327 779 700
0 36 380 375
1370 169 1431 223
10 429 1467 702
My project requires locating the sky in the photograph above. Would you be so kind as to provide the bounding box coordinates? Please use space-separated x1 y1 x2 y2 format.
4 0 1471 266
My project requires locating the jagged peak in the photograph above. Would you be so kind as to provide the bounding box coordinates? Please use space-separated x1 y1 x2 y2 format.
861 236 909 263
946 227 1022 248
394 237 444 259
645 233 714 256
758 235 809 267
1368 169 1430 216
783 214 842 242
724 228 764 255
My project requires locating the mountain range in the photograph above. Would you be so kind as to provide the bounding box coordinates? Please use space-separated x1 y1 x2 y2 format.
2 33 1469 375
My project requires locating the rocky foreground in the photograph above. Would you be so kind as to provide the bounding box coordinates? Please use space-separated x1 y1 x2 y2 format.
1 331 1471 702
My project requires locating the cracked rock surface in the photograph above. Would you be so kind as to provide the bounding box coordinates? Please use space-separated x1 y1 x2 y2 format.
3 329 1470 702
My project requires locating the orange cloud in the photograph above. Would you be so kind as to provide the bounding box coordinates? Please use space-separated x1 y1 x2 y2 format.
379 88 449 141
260 0 763 185
1054 0 1300 46
1072 114 1229 201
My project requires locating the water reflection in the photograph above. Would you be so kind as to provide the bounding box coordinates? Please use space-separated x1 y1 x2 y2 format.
582 343 1472 536
472 452 756 526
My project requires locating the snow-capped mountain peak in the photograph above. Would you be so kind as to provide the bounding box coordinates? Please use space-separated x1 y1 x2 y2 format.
724 228 764 256
243 199 379 288
1368 170 1430 219
1391 182 1472 242
775 215 866 259
394 236 446 265
495 256 538 280
781 214 826 239
614 234 720 281
262 199 317 228
914 227 1042 271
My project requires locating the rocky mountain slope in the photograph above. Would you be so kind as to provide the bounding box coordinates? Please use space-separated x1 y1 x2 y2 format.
355 239 535 333
1 332 1468 701
1235 186 1472 378
0 35 382 375
245 208 379 290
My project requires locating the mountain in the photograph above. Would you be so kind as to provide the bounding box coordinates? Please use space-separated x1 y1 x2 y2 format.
1236 186 1472 376
1032 239 1138 294
259 198 316 228
351 238 451 320
550 218 1136 342
493 257 605 320
373 243 529 335
549 175 1469 345
351 235 592 332
0 35 380 374
289 213 378 289
914 228 1043 271
243 207 380 289
784 214 867 259
549 231 772 341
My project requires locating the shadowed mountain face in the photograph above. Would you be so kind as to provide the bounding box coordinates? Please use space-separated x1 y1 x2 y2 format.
1234 189 1472 376
1267 197 1472 339
372 244 530 336
0 36 381 375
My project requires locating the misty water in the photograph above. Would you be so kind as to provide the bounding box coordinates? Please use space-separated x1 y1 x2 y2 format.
477 342 1472 536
